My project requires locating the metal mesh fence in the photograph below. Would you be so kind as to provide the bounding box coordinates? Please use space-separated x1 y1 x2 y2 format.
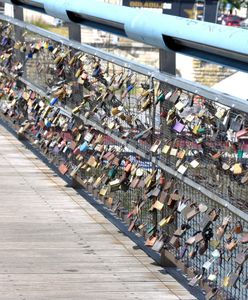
0 19 248 300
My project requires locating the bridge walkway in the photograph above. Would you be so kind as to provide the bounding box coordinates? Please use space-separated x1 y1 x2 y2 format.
0 124 195 300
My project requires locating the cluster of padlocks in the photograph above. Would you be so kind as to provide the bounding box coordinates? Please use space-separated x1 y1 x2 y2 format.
0 20 248 299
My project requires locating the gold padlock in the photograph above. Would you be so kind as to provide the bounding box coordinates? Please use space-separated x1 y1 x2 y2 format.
232 163 243 175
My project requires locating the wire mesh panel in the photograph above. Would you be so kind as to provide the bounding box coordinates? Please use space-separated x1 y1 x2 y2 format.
12 31 248 212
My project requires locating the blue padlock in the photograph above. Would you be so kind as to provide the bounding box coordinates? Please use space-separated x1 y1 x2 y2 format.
79 141 89 152
45 120 52 128
127 84 134 93
50 97 59 106
48 45 54 52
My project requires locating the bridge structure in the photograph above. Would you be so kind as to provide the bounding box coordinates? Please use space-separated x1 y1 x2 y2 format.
0 1 247 300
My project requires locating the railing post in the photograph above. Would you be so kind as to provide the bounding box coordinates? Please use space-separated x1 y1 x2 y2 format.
13 6 24 38
160 1 177 76
159 49 176 76
160 249 176 267
13 5 26 140
71 176 81 189
67 23 82 105
160 0 189 76
68 23 81 42
204 0 218 23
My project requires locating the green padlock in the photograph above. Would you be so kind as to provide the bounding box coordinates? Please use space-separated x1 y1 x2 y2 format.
146 225 156 235
238 149 244 159
198 127 206 134
157 92 165 102
108 167 117 179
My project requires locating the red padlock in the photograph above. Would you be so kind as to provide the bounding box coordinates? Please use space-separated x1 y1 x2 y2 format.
160 111 167 118
159 175 166 186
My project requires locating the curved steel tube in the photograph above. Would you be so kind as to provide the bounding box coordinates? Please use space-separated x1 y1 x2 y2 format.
1 0 248 71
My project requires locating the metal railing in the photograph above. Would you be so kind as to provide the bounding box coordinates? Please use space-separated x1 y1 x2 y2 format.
0 15 248 300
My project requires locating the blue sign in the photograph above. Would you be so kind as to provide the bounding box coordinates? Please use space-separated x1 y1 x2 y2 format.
226 3 231 10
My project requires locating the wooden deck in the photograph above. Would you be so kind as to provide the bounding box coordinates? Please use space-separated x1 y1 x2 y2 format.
0 125 196 300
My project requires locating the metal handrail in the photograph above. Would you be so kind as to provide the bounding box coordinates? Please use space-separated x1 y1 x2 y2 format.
0 14 248 113
1 0 248 71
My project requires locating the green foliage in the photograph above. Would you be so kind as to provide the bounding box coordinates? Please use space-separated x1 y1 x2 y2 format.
28 17 51 30
220 0 248 9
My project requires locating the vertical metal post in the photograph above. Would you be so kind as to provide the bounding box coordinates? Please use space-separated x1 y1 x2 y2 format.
161 0 196 74
68 23 81 42
13 6 26 80
13 6 24 40
151 76 156 145
162 0 180 16
204 0 218 23
161 0 179 75
159 49 176 75
13 6 25 139
68 23 82 106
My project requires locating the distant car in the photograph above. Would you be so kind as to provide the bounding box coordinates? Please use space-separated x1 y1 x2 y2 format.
222 15 243 27
54 18 64 27
217 13 228 24
226 20 240 27
240 18 248 28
